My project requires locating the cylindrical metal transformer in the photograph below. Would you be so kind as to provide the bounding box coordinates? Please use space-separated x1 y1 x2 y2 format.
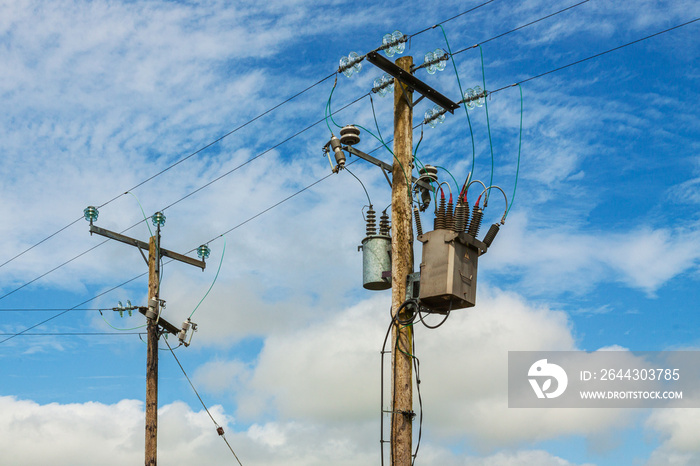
360 235 392 290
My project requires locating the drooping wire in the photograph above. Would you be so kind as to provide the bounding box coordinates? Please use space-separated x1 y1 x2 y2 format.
478 44 495 200
344 167 373 207
164 337 244 465
325 74 343 132
128 191 154 238
367 94 414 191
189 237 225 319
99 310 146 331
506 84 523 219
438 25 477 178
432 165 459 195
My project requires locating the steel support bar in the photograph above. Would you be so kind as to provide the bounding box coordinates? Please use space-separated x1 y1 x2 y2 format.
89 224 206 270
366 51 460 113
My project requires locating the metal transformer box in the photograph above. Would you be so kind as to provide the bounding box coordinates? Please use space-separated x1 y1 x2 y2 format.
360 235 392 290
417 229 487 312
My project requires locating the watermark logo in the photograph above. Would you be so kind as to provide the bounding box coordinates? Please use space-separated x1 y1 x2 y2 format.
528 359 568 399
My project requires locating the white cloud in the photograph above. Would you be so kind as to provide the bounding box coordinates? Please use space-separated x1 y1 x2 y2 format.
193 287 639 450
646 407 700 466
484 212 700 295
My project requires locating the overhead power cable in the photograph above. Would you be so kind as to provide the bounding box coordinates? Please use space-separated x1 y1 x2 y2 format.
0 332 144 336
164 337 244 465
0 1 594 275
0 73 335 273
0 93 368 303
451 0 592 55
0 272 147 344
409 0 499 37
488 16 700 94
0 308 103 311
0 143 387 343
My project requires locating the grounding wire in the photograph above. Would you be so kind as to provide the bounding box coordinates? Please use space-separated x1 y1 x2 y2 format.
0 72 336 273
189 236 225 319
164 337 244 465
477 44 495 200
438 25 477 181
506 84 523 219
0 93 370 303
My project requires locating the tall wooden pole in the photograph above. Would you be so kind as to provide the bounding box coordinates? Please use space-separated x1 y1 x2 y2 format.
390 55 414 466
146 234 160 466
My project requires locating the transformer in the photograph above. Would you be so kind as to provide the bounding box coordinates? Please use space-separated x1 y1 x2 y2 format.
359 235 392 290
358 207 392 290
417 229 487 312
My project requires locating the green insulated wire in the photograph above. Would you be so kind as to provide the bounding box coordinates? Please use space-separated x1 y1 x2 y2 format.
354 122 411 189
432 165 459 195
506 84 523 219
190 237 226 319
325 75 342 132
439 24 476 177
100 311 146 331
478 45 495 199
128 191 154 238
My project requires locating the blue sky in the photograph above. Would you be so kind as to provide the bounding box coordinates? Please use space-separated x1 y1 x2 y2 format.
1 0 699 464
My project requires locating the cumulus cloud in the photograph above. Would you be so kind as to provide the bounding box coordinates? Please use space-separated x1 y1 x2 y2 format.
484 212 700 296
191 287 640 451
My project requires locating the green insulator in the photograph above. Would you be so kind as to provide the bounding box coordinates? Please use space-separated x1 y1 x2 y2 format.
151 211 166 227
83 206 99 223
197 244 211 260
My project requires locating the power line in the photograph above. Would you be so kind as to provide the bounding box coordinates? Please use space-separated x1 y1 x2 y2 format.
0 308 103 311
409 0 499 37
0 271 147 344
0 332 144 336
0 148 379 343
0 92 368 303
6 16 696 341
0 73 336 273
451 0 592 55
164 337 244 465
489 16 700 94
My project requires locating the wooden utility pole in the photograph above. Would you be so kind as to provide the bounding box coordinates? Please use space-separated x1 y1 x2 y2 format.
86 217 206 466
390 55 414 466
145 235 159 466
